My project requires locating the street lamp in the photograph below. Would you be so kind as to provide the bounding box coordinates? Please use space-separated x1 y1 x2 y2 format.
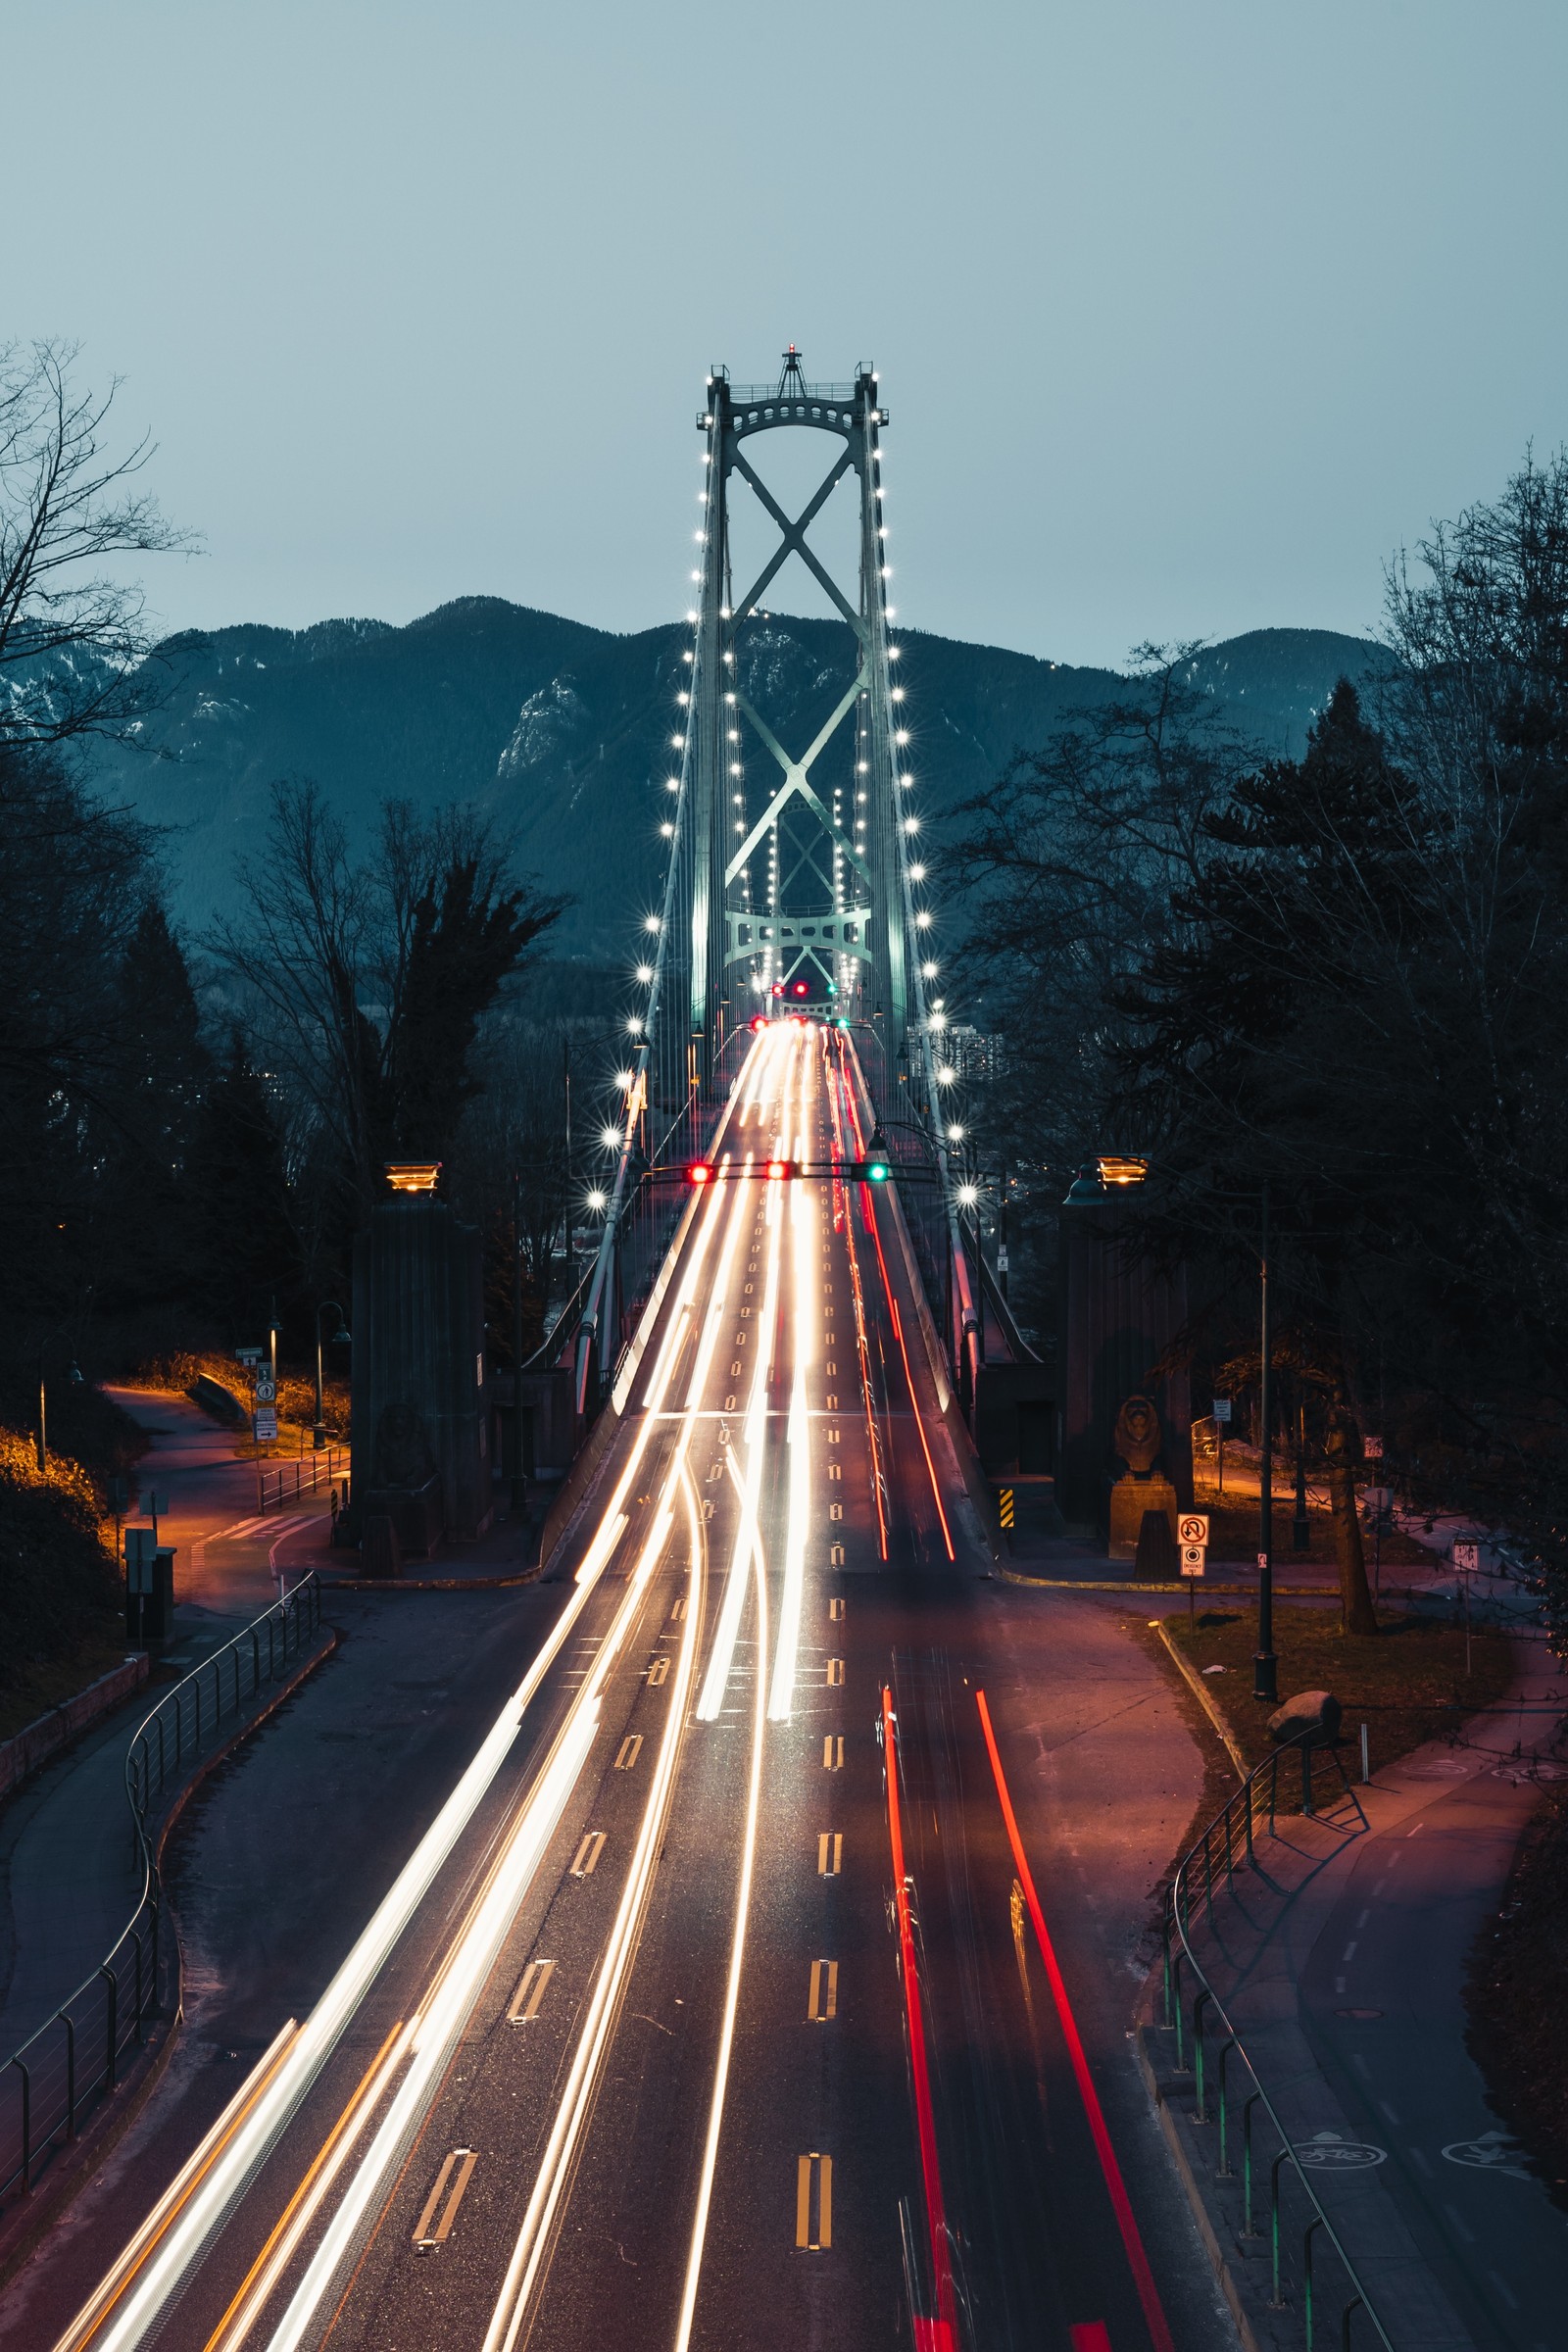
1064 1156 1278 1704
35 1338 84 1473
313 1303 351 1449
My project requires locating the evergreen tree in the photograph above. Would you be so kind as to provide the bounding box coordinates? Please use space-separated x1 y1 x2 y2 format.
184 1035 301 1339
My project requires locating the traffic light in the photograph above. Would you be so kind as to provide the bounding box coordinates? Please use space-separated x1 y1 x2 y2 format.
686 1160 713 1185
792 980 809 998
764 1158 800 1181
863 1126 892 1182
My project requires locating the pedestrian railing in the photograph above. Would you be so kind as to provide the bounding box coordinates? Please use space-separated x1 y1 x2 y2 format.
257 1445 346 1514
0 1575 322 2209
1158 1729 1396 2351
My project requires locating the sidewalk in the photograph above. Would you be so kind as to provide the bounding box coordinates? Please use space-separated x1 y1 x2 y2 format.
1149 1636 1568 2352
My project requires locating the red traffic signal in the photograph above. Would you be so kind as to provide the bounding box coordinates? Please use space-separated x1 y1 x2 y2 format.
687 1160 713 1185
764 1158 799 1181
750 1013 766 1032
792 980 809 997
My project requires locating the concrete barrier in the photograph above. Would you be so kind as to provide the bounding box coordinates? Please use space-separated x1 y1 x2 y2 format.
190 1372 247 1424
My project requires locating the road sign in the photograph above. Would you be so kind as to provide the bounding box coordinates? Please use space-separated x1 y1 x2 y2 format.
1363 1434 1384 1458
255 1375 276 1404
1452 1539 1481 1573
1178 1513 1209 1546
1211 1397 1232 1424
235 1347 263 1366
124 1526 158 1592
254 1407 278 1443
1180 1544 1206 1578
997 1487 1014 1531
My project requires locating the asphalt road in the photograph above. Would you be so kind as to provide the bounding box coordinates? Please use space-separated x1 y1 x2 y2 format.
16 1023 1229 2352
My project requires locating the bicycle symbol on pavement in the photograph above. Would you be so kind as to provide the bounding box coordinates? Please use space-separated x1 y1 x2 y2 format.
1297 2131 1387 2170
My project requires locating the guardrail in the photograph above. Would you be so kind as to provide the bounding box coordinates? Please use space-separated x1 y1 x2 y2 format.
256 1445 346 1514
1159 1730 1395 2351
0 1575 323 2209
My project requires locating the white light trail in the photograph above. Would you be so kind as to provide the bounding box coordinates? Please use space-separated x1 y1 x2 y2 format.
768 1091 815 1720
672 1474 769 2351
695 1029 796 1720
60 1071 770 2352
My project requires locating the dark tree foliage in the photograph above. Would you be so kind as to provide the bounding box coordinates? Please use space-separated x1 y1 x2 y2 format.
956 453 1568 1648
183 1034 301 1340
210 783 565 1286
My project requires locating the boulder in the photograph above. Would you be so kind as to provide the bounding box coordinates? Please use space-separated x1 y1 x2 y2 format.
1267 1690 1342 1746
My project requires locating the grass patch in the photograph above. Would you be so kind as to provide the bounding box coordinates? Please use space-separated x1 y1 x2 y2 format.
1466 1782 1568 2206
1159 1602 1514 1776
1191 1482 1434 1568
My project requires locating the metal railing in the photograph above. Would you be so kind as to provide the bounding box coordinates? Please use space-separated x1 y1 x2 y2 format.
1158 1730 1394 2350
0 1575 323 2208
256 1445 346 1514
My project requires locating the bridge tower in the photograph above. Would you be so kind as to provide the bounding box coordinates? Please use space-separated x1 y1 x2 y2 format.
573 353 971 1426
671 350 919 1089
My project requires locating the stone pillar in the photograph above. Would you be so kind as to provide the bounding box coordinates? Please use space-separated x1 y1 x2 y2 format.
351 1196 492 1553
1057 1210 1192 1538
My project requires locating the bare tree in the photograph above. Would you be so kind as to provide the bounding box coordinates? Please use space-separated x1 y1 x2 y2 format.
0 340 195 745
211 781 564 1227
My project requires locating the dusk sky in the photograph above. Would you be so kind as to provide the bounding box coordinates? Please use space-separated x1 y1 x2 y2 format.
11 0 1567 667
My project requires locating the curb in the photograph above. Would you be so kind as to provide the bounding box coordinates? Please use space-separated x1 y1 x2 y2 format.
1132 1967 1261 2352
0 1626 339 2292
995 1566 1338 1596
1152 1623 1250 1780
319 1571 538 1592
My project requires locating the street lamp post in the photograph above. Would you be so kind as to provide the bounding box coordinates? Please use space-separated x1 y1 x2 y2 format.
1064 1158 1279 1704
35 1339 84 1474
512 1171 527 1515
313 1302 350 1450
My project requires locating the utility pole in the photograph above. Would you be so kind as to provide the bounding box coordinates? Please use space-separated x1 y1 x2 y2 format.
1254 1182 1278 1704
512 1170 527 1514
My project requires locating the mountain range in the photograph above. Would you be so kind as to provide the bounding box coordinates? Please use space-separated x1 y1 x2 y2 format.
82 601 1387 961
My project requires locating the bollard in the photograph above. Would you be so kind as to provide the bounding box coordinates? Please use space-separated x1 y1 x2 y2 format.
59 2011 76 2136
1242 2093 1263 2236
1304 2215 1322 2348
1342 2292 1365 2350
1360 1723 1370 1785
101 1962 120 2090
1270 2148 1291 2306
1215 2040 1238 2177
12 2056 30 2191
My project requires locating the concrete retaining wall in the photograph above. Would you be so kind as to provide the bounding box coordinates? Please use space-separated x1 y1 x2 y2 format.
0 1655 151 1806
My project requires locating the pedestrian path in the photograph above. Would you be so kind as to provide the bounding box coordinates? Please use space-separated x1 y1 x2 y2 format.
0 1393 334 2059
1182 1636 1568 2352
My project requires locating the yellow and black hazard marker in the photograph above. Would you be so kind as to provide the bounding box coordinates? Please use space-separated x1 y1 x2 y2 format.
998 1487 1015 1531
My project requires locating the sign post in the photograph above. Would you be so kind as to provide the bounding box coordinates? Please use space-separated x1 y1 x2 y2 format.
1178 1515 1208 1624
1212 1398 1231 1494
1453 1538 1480 1676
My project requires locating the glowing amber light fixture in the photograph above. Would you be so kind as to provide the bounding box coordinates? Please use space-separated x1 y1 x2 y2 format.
385 1162 441 1195
1097 1155 1150 1187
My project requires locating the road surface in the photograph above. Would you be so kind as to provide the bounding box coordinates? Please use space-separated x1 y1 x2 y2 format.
33 1023 1225 2352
